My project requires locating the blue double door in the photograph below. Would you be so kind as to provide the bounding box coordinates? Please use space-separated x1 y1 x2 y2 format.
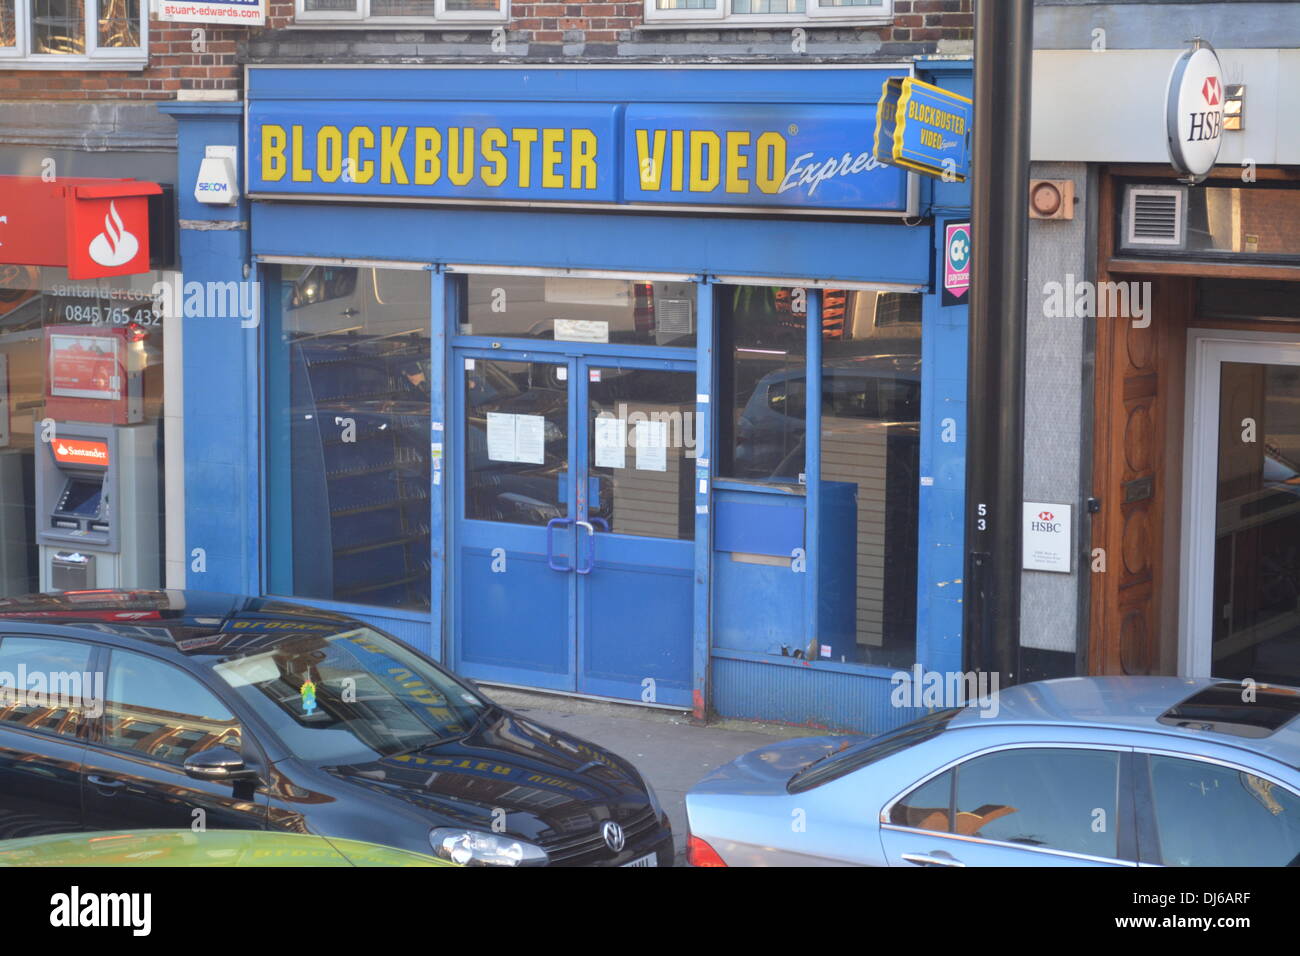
452 348 697 707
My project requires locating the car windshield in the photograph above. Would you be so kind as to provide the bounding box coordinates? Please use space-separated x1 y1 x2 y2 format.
787 707 961 793
213 627 489 766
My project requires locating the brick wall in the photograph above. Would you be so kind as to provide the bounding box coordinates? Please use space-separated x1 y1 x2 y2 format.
0 0 972 102
0 24 244 100
250 0 971 61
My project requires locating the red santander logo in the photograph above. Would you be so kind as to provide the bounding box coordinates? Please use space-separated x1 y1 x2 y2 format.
66 196 151 280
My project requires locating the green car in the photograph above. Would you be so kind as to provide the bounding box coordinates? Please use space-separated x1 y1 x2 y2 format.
0 829 455 867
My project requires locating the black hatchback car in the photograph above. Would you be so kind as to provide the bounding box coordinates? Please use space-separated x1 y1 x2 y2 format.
0 590 673 867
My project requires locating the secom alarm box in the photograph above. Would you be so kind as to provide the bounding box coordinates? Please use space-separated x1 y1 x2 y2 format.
35 421 158 591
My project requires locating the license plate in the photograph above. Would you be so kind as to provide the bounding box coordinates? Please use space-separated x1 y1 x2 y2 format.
621 852 657 867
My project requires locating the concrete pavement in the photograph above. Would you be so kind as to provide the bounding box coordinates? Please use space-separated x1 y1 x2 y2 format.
484 687 844 865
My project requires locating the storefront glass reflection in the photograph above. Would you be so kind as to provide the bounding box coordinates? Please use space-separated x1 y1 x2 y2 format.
1214 361 1300 683
719 286 920 667
267 265 432 612
464 274 696 348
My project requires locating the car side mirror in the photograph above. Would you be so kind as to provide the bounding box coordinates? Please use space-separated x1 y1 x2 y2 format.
183 745 258 782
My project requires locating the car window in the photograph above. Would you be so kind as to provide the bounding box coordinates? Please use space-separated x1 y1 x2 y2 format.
788 708 961 793
954 748 1120 858
0 636 94 739
889 769 953 832
103 650 242 765
1148 754 1300 866
213 627 487 766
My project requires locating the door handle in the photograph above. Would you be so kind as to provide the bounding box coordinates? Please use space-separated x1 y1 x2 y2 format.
87 774 126 793
546 517 574 572
575 521 596 575
900 852 965 868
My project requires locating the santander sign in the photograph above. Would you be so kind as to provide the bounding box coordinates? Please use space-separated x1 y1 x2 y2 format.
0 177 159 280
64 185 158 280
87 201 141 269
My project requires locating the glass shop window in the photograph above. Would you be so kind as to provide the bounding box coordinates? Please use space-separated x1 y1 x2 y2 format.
460 274 697 349
267 265 433 612
717 285 809 481
820 290 920 669
718 286 921 668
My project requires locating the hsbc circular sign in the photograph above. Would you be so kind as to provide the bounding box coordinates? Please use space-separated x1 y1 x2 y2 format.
1165 41 1224 182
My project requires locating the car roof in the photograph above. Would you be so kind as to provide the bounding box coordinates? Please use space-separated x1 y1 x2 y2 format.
949 676 1300 769
0 589 370 662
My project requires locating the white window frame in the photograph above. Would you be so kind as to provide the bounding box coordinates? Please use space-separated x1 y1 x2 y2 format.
295 0 508 26
642 0 893 28
0 0 148 69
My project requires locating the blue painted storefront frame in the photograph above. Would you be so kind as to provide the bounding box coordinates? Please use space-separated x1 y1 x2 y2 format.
170 62 972 733
446 345 697 707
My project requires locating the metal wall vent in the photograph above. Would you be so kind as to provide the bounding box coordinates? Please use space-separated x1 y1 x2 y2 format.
1124 185 1187 248
655 298 694 335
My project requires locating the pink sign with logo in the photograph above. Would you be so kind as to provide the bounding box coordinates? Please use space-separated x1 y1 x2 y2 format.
943 221 971 303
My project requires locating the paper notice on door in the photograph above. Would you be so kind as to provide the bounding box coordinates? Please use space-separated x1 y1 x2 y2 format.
594 416 626 469
486 412 517 463
514 414 546 464
634 419 668 472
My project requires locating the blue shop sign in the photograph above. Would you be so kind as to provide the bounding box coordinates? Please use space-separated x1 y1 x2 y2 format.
248 96 912 214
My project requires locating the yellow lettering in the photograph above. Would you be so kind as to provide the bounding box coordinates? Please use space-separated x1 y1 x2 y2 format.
316 126 343 183
634 129 665 191
480 127 508 187
413 127 444 184
347 127 374 184
570 128 597 189
755 131 786 195
291 125 312 183
541 127 564 189
512 128 538 188
725 130 750 195
261 125 286 182
448 127 474 187
670 129 684 192
688 130 721 193
380 126 409 185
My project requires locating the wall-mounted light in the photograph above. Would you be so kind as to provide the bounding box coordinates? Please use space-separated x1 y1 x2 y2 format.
1223 84 1245 131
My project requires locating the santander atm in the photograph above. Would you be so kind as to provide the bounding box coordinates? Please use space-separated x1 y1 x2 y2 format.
35 325 159 590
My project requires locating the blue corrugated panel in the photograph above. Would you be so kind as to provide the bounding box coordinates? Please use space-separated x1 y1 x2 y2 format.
711 655 929 735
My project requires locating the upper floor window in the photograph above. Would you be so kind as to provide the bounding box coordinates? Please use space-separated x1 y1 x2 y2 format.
644 0 892 26
296 0 506 24
0 0 146 68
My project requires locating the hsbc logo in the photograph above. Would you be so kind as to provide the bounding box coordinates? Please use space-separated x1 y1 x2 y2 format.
1187 107 1222 142
1031 511 1062 533
1202 76 1221 106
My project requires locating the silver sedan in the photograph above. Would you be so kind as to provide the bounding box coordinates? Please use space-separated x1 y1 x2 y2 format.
685 677 1300 866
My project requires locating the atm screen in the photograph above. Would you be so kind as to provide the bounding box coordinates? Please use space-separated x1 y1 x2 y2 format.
61 479 103 517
